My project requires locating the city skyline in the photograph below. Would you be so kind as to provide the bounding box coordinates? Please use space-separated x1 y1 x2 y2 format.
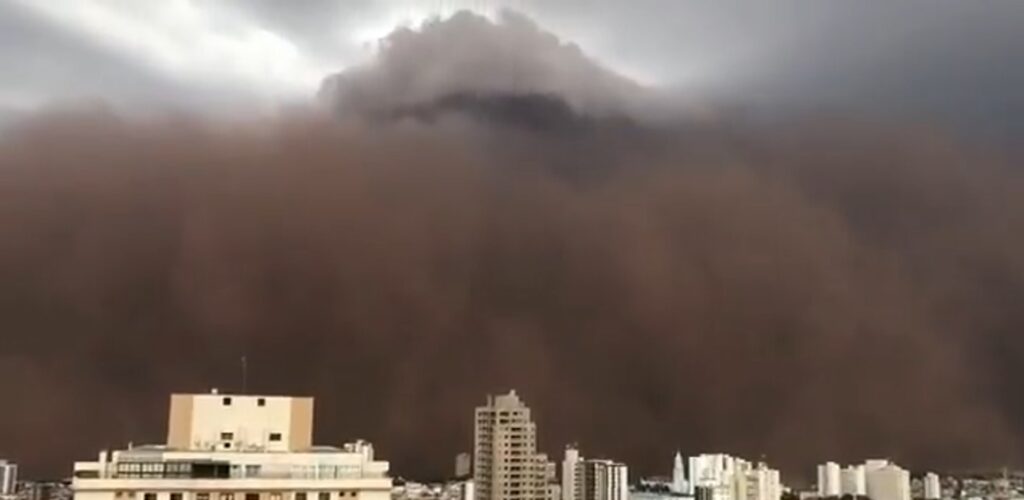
0 388 965 487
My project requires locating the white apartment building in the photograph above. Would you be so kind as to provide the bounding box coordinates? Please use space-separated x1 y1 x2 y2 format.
1 460 17 498
744 464 781 500
684 454 780 500
561 448 580 500
922 473 940 500
473 390 545 500
840 466 865 497
72 391 392 500
560 448 626 500
863 461 909 500
687 454 746 500
688 454 735 498
817 463 840 497
813 460 906 500
580 461 626 500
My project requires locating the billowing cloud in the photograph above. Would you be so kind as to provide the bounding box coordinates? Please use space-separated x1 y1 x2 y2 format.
2 0 1023 142
319 11 644 120
2 100 1024 486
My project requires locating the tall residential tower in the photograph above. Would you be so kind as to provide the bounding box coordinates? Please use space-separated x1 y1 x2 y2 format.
473 391 545 500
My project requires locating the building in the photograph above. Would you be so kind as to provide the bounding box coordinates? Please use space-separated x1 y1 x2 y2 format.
744 464 781 500
813 461 907 500
694 487 714 500
559 447 626 500
392 480 472 500
863 460 910 500
0 461 17 499
17 481 72 500
682 454 781 500
562 448 580 500
580 461 627 500
629 479 686 500
817 463 840 498
72 390 392 500
455 454 472 479
922 473 940 500
687 455 746 500
473 390 545 500
538 455 559 500
672 454 687 495
580 462 626 500
840 466 866 497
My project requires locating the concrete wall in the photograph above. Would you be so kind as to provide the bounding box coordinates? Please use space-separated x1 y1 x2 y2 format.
166 394 313 452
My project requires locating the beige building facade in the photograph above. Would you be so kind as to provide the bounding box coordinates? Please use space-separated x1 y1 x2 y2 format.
73 392 391 500
473 391 545 500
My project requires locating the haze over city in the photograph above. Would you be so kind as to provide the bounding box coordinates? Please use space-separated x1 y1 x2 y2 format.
1 0 1024 487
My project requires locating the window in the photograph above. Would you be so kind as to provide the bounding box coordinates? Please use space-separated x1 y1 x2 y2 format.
319 493 330 500
144 494 157 500
171 494 183 500
257 398 266 407
223 397 232 406
269 433 282 442
223 442 232 449
295 494 307 500
245 494 259 500
221 432 234 440
220 494 234 500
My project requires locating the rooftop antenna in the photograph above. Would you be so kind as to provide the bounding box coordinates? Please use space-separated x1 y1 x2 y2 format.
241 355 248 394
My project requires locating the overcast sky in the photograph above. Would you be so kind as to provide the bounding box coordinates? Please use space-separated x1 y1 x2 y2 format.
2 0 1023 137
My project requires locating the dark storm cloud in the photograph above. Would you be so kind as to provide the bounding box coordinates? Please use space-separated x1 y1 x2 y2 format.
713 2 1024 138
2 0 1022 138
511 1 1024 145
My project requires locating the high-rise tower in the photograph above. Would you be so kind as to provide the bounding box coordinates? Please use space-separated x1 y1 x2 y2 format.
672 452 687 494
474 390 545 500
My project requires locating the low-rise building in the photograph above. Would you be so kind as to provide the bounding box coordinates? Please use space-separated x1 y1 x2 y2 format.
863 460 910 500
17 481 72 500
840 466 866 497
817 464 840 498
72 390 392 500
676 454 780 500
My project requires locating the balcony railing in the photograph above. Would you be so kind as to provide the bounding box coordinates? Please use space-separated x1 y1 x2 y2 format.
77 462 388 481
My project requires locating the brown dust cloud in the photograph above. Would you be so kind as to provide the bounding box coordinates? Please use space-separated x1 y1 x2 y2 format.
1 11 1024 481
